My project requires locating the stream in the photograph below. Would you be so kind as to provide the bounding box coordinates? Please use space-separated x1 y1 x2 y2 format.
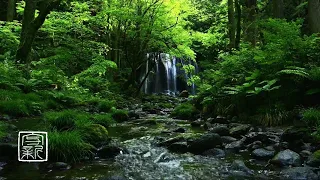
0 107 318 180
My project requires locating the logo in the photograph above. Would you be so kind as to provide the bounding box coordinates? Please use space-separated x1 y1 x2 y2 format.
18 131 48 162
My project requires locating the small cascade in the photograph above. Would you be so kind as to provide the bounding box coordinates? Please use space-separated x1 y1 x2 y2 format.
139 53 198 95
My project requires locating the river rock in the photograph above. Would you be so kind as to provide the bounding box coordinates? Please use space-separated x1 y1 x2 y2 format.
191 120 202 127
281 127 309 149
252 148 275 160
167 142 188 153
0 143 18 160
230 160 254 176
300 150 312 159
280 167 318 180
306 150 320 167
221 136 238 144
99 176 127 180
128 111 140 119
225 138 245 152
173 127 186 133
188 133 222 154
157 136 185 147
203 148 225 158
271 149 301 167
47 162 70 170
209 125 229 136
179 90 189 98
97 144 124 159
230 124 251 138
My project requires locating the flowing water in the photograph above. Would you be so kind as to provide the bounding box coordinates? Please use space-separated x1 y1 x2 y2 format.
0 113 283 180
140 53 198 95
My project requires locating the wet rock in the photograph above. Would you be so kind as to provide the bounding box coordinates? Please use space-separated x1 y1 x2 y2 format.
0 162 6 171
215 116 227 124
252 148 275 160
246 141 262 150
244 132 269 144
47 162 70 170
179 90 189 98
271 149 301 167
0 143 18 160
281 127 309 149
209 125 229 136
188 133 222 154
221 136 238 144
230 124 251 138
173 127 186 133
306 150 320 167
191 120 202 127
97 144 124 159
264 145 275 151
203 148 225 158
225 138 245 152
167 142 188 153
99 176 127 180
157 136 185 147
280 167 318 180
230 160 254 176
203 122 212 130
300 150 312 159
128 111 140 119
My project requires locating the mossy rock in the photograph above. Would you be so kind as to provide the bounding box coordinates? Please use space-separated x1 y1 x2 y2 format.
97 100 115 113
306 150 320 167
170 103 199 120
111 109 129 122
91 114 115 128
81 124 110 147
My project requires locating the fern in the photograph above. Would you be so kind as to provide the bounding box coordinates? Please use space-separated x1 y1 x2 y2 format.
278 67 310 79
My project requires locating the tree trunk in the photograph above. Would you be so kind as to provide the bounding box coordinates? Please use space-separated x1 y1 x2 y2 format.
243 0 257 46
228 0 236 49
6 0 16 21
235 0 241 49
308 0 320 33
16 0 61 64
272 0 284 18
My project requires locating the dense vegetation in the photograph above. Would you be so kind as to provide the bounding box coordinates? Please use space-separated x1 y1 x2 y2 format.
0 0 319 165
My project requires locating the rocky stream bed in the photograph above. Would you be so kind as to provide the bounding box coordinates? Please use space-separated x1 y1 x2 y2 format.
1 97 320 180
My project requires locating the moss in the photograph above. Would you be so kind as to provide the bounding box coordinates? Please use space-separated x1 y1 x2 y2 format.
312 150 320 159
44 110 78 131
171 103 199 120
158 103 174 109
91 114 115 127
80 124 110 147
111 109 129 122
302 108 320 126
48 130 94 162
97 100 115 113
0 121 7 140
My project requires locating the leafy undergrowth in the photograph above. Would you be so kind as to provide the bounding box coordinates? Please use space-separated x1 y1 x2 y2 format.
171 102 199 120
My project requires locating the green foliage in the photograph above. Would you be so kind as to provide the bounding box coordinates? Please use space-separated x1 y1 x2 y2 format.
0 121 7 140
97 100 115 113
302 108 320 127
91 114 115 128
111 109 129 123
44 110 78 131
171 103 199 120
48 130 94 162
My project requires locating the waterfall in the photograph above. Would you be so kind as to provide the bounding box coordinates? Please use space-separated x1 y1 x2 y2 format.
140 53 198 95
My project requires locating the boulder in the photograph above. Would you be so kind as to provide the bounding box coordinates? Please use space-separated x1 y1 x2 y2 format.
209 125 230 136
271 149 301 167
306 150 320 167
81 124 110 147
167 142 188 153
128 111 140 119
281 127 310 149
221 136 238 144
252 148 275 160
188 133 222 154
203 148 225 158
157 136 185 147
300 150 312 159
230 124 251 138
179 90 189 98
246 141 262 151
225 139 245 152
97 144 124 159
173 127 186 133
280 167 318 180
230 160 254 176
191 120 202 127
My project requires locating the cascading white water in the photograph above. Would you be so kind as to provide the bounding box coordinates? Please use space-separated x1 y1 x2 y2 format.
140 53 198 95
